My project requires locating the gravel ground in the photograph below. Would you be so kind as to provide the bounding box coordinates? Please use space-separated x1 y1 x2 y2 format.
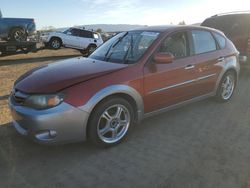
1 51 250 187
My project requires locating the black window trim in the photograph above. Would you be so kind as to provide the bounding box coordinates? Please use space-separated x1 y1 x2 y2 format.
211 31 227 50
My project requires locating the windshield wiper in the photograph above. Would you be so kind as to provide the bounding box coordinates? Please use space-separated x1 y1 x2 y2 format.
104 32 128 61
123 34 134 64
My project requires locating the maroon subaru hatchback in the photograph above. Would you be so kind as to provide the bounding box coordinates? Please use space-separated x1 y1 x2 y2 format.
9 25 240 147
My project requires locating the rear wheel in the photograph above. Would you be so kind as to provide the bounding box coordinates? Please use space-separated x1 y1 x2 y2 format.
88 97 134 147
216 71 236 102
49 38 62 49
10 28 27 42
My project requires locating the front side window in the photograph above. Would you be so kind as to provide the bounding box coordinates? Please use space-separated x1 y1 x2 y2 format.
159 32 189 59
192 30 217 54
65 28 80 37
89 31 159 64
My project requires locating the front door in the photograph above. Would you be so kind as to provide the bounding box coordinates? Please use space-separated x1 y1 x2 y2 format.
143 31 199 113
63 28 81 48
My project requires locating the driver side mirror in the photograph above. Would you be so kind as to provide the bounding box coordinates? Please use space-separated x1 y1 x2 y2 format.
154 52 174 64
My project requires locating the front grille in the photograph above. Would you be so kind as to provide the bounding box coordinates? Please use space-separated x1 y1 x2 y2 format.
11 89 29 105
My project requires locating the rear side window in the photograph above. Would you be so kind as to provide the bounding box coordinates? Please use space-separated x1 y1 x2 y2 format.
191 30 217 54
93 33 99 39
213 32 226 49
79 30 93 38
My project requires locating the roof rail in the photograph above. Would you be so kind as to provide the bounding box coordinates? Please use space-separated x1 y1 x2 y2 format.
212 10 250 17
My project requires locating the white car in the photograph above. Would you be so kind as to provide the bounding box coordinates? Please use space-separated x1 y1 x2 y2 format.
40 27 103 54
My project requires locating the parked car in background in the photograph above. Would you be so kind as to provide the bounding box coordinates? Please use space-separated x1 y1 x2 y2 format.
40 27 103 55
9 26 239 147
201 12 250 63
0 10 36 42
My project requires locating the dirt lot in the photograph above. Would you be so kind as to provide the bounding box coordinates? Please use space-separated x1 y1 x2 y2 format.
1 50 250 187
0 48 82 125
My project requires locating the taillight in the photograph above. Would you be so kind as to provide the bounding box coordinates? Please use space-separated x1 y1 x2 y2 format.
247 38 250 53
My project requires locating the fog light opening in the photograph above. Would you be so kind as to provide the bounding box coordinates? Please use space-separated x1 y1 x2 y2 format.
35 130 57 141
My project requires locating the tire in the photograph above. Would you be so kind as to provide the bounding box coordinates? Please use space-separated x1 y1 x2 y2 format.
49 38 62 49
215 71 236 102
80 49 88 57
87 44 97 55
9 28 27 42
88 97 135 147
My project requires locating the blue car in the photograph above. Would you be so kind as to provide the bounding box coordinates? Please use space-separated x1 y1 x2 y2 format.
0 10 36 42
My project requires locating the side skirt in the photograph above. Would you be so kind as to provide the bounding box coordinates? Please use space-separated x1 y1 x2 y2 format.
143 92 216 119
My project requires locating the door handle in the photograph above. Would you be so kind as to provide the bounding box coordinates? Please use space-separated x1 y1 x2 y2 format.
217 57 225 62
185 64 195 70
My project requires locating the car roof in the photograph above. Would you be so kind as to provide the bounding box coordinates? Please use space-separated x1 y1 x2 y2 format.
70 27 94 32
132 25 217 33
207 12 250 19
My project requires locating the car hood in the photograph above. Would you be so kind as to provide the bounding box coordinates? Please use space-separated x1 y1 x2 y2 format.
15 57 128 94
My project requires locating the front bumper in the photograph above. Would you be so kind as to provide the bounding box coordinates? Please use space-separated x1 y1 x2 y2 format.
40 35 50 43
9 99 89 144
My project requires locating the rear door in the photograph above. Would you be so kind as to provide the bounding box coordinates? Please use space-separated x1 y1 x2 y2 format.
189 29 222 96
78 30 96 49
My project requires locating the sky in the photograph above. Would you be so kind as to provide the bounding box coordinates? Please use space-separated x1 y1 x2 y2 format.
1 0 250 29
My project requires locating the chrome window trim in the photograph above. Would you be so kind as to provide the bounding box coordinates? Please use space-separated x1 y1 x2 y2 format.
148 73 217 95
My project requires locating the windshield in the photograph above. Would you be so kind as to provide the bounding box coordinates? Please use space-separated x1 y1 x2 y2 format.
89 31 160 64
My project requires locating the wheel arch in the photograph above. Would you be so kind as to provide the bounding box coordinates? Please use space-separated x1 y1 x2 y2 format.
49 36 62 44
80 85 144 124
215 56 240 92
88 43 97 48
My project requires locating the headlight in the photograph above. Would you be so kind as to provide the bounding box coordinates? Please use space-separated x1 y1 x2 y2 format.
25 94 64 110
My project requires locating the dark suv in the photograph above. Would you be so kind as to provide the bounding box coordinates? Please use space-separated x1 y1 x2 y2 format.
0 10 36 42
201 12 250 63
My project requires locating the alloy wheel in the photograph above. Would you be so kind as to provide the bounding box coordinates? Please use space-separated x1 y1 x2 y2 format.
51 40 60 49
13 30 26 42
221 74 235 100
97 104 131 144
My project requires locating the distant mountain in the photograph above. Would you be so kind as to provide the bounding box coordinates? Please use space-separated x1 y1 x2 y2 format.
81 24 148 32
40 24 148 33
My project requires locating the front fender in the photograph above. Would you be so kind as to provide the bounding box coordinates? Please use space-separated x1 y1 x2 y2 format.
79 84 144 123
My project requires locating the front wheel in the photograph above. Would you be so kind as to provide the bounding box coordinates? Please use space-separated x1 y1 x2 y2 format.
215 71 236 102
88 97 134 147
49 38 62 49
